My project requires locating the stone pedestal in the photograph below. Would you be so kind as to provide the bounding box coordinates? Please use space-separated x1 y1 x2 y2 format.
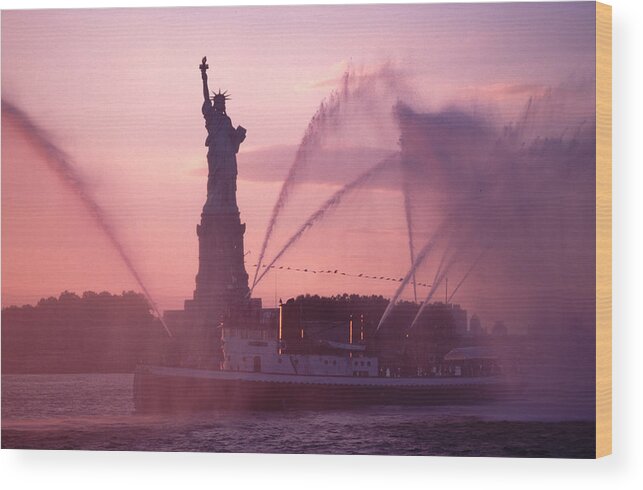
185 208 250 325
163 208 250 368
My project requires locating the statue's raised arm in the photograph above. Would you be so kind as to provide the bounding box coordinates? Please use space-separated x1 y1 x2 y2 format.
200 56 210 104
197 56 245 213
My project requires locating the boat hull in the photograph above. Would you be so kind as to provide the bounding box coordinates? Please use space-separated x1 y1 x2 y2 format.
134 365 507 412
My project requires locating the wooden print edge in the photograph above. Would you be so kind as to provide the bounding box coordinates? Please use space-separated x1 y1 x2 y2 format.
595 0 612 459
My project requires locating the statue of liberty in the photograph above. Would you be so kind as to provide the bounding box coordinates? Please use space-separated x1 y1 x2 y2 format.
199 56 246 212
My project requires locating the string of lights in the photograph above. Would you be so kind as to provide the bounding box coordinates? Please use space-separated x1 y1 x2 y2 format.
251 264 433 288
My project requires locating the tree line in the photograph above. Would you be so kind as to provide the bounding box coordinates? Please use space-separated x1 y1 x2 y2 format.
2 291 169 373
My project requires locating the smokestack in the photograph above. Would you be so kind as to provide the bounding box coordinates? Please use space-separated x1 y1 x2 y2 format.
278 300 283 355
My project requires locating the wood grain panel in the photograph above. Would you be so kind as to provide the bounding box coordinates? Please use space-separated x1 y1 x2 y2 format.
595 1 612 459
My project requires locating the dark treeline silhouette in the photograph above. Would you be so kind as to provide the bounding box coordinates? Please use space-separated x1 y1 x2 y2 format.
2 291 466 374
286 293 389 323
2 291 170 373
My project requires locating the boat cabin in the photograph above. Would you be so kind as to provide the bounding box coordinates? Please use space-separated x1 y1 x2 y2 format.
221 326 378 377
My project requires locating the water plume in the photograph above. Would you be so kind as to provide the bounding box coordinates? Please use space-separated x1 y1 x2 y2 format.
431 247 452 290
250 154 399 292
389 79 596 333
447 250 487 303
251 71 350 289
252 64 404 290
406 247 485 333
402 181 418 302
407 255 458 331
2 99 172 338
375 221 448 332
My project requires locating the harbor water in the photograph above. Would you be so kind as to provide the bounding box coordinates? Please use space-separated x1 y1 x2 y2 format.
1 338 595 458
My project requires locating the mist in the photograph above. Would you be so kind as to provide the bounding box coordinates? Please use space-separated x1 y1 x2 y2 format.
254 71 596 336
2 99 172 337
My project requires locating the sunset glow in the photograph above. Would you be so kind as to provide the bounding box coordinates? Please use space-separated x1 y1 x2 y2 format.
2 3 596 332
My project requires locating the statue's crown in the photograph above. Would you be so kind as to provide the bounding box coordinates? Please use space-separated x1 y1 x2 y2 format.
211 89 231 102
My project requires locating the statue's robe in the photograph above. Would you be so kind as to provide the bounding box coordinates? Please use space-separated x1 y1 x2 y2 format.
202 100 246 212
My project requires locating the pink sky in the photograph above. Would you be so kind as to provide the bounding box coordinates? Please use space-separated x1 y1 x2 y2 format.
2 3 596 331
